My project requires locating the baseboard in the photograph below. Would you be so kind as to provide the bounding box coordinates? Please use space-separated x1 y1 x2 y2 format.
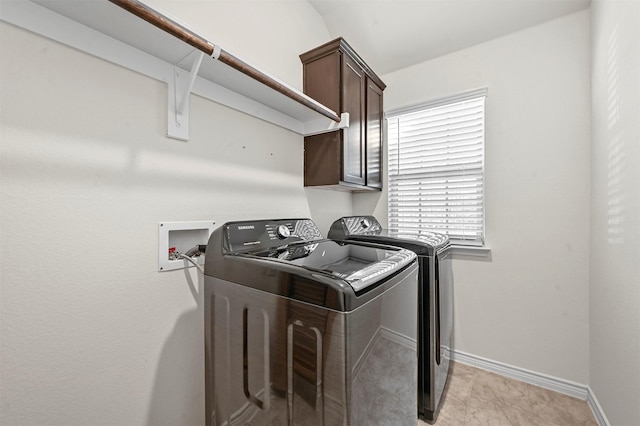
451 350 609 426
587 386 611 426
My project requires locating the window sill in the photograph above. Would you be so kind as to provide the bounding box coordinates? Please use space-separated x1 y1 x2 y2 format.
450 245 491 258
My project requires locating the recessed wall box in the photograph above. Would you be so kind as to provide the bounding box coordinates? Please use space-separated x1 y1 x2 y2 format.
159 221 216 272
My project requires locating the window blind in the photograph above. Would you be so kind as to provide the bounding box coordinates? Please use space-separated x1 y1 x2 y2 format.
387 90 486 246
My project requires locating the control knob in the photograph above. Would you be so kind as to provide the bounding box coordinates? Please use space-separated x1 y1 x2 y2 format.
360 218 371 229
276 225 291 239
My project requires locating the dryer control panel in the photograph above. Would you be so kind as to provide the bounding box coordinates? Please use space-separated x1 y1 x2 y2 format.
224 219 323 253
329 215 383 237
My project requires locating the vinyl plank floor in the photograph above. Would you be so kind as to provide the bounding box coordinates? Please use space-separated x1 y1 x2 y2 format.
419 362 598 426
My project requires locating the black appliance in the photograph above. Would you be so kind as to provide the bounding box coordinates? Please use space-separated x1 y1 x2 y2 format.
328 216 453 422
204 218 420 425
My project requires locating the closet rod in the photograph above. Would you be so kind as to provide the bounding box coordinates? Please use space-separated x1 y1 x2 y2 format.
108 0 341 123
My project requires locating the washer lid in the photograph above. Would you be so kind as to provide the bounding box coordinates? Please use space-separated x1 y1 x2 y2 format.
206 219 419 311
248 239 416 293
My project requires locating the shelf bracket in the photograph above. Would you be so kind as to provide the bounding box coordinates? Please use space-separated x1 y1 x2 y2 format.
167 50 205 141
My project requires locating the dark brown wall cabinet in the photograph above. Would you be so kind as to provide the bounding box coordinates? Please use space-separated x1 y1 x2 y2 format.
300 38 386 192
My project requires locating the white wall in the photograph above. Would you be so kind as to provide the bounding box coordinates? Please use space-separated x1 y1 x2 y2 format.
0 2 351 424
380 11 592 384
590 0 640 424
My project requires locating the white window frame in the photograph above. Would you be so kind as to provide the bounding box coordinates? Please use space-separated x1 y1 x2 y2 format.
386 88 487 248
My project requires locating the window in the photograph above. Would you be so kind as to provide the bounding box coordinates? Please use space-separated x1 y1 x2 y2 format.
387 88 487 246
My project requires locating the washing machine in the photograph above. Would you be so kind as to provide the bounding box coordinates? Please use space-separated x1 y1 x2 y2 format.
328 216 452 422
204 218 419 426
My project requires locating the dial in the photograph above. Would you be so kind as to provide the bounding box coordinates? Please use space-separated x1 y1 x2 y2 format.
276 225 291 239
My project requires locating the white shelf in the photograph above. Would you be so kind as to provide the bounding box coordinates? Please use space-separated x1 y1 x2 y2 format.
0 0 346 138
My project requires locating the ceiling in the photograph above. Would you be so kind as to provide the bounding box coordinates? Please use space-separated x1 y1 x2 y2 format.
307 0 591 75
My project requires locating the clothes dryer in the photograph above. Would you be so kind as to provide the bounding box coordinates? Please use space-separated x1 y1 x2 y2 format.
328 216 452 422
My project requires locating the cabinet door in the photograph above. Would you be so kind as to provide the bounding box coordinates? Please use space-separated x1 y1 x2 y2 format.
302 51 341 115
366 80 383 189
342 55 366 186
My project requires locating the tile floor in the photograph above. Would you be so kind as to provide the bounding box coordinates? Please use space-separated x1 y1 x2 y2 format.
419 362 598 426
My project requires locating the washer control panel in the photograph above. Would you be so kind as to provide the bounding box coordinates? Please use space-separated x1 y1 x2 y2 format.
224 219 323 253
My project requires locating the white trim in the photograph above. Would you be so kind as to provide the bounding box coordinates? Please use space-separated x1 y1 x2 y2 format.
450 245 491 258
386 87 488 118
587 387 611 426
451 350 610 426
452 349 588 399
